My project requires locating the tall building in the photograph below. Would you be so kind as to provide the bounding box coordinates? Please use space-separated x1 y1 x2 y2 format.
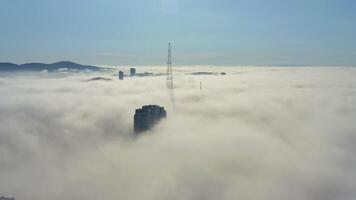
130 68 136 76
134 105 167 133
118 71 124 80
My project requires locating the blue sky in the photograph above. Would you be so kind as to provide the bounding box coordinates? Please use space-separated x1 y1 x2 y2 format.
0 0 355 66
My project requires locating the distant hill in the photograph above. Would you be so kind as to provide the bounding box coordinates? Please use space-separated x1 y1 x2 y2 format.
86 77 112 82
0 61 102 72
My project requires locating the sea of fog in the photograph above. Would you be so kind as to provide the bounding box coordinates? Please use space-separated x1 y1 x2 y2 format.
0 66 356 200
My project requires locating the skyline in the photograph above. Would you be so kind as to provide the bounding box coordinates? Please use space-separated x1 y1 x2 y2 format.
1 0 356 66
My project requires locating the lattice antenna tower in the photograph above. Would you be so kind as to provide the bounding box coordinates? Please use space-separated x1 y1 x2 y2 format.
166 42 175 105
167 42 173 89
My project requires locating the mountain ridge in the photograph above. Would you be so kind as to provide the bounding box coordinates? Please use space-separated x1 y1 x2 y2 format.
0 61 102 72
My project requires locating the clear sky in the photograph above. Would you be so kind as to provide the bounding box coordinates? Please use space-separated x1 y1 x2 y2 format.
0 0 355 66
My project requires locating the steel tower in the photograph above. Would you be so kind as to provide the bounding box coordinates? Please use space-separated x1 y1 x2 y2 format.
166 42 175 105
167 42 173 89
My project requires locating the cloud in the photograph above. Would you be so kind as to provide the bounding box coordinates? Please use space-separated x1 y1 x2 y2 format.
0 67 356 200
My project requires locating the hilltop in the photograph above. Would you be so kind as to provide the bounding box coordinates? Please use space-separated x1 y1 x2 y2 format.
0 61 102 72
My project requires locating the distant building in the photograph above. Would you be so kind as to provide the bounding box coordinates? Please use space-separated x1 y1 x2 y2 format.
0 196 15 200
130 68 136 76
134 105 167 133
118 71 124 80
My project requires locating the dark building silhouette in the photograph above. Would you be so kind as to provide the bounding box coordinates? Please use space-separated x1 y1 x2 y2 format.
134 105 167 133
130 68 136 76
118 71 124 80
0 196 15 200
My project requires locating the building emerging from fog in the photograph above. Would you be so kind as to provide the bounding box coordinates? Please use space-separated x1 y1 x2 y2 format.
0 197 15 200
130 68 136 76
134 105 167 133
118 71 124 80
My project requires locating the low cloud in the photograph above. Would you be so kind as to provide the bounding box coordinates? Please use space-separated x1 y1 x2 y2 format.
0 67 356 200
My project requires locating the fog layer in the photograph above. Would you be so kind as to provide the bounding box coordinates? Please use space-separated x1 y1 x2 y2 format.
1 67 356 200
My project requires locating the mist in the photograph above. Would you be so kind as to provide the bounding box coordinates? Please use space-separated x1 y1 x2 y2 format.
1 67 356 200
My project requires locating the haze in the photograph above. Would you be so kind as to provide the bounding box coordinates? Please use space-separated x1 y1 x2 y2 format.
1 67 356 200
1 0 356 199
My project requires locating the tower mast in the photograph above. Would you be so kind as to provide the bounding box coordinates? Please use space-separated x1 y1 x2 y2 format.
166 42 175 105
167 42 173 89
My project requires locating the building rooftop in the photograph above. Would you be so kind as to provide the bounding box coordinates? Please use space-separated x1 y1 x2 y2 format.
134 105 167 133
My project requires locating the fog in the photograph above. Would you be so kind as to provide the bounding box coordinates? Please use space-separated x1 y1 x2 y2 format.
1 67 356 200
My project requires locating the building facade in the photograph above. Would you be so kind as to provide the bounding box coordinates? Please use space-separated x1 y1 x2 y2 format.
134 105 167 133
118 71 124 80
130 68 136 76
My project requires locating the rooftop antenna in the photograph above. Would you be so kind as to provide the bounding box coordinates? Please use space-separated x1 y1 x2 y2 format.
167 42 175 106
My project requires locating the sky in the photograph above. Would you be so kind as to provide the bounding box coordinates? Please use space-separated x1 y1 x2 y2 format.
0 0 356 66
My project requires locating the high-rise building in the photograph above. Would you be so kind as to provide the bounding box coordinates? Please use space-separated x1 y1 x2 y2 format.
118 71 124 80
134 105 167 133
130 68 136 76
